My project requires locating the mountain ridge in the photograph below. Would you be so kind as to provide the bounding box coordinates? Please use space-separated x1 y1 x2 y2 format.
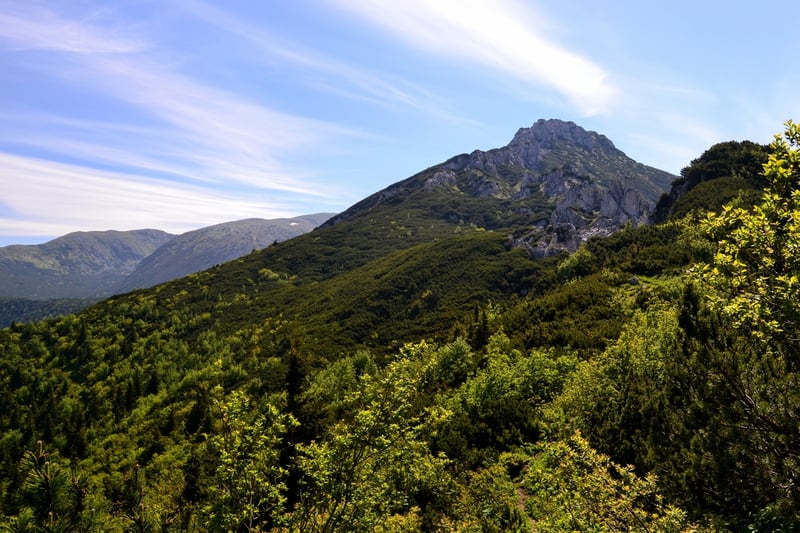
117 213 333 292
0 229 174 299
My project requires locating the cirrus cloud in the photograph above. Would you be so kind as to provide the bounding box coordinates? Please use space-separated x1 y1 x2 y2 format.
325 0 618 115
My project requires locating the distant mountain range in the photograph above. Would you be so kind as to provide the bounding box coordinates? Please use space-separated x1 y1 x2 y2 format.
0 213 332 325
0 229 174 299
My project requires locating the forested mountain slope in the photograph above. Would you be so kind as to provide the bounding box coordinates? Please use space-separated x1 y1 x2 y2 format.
1 121 798 531
653 139 770 222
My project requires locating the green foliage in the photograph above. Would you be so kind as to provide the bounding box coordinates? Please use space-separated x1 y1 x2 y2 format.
501 270 629 353
584 221 692 275
290 344 451 532
693 125 800 514
695 120 800 343
445 457 530 532
663 285 800 527
289 231 540 351
0 298 98 328
298 351 378 433
435 334 576 467
201 388 297 531
556 244 595 281
424 337 476 387
547 300 682 465
663 124 800 525
668 175 763 220
524 432 691 532
4 441 100 532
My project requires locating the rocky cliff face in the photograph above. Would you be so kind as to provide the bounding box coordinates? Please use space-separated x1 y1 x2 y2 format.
516 171 653 257
329 119 676 257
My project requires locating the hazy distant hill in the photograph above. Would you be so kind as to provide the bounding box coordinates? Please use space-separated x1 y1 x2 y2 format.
0 229 174 299
0 214 332 325
117 214 333 292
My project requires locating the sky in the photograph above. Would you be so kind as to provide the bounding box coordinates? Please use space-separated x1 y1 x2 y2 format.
1 1 798 245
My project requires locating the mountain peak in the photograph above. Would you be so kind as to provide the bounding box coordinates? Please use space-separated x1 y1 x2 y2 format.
509 119 617 153
326 119 677 257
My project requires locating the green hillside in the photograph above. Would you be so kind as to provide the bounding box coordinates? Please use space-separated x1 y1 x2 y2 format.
0 297 100 329
653 139 770 222
1 122 799 531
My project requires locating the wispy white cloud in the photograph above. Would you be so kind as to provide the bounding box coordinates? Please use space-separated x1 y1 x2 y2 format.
0 109 343 196
0 2 353 194
0 113 201 181
0 152 330 238
56 53 353 193
0 2 144 54
325 0 618 116
176 0 473 124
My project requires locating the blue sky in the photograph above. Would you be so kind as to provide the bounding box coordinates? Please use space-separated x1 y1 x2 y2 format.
1 0 798 245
